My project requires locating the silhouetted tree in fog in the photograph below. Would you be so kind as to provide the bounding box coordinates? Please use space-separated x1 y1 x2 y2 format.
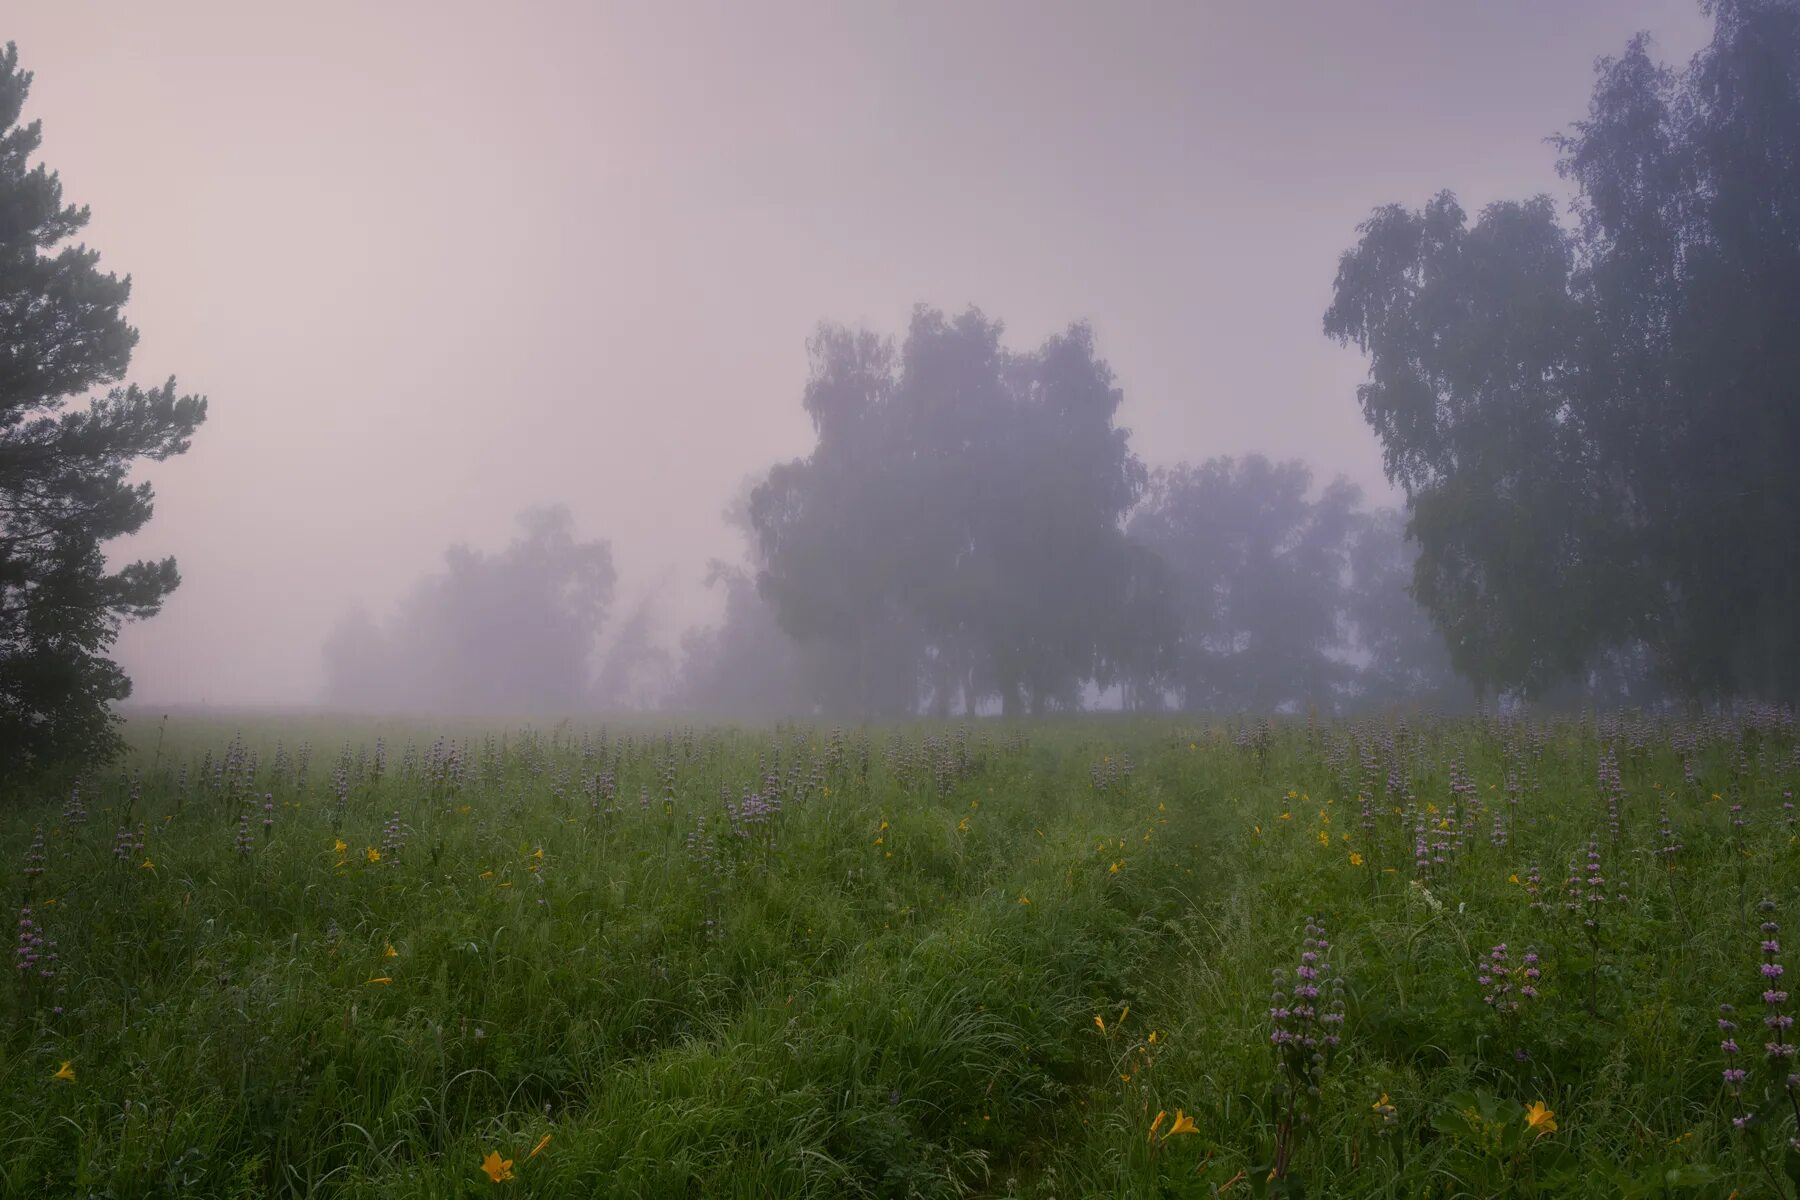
1326 0 1800 700
322 506 614 712
0 45 207 772
1129 457 1357 711
751 307 1160 717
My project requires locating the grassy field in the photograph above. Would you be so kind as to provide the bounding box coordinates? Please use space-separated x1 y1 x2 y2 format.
1 709 1796 1198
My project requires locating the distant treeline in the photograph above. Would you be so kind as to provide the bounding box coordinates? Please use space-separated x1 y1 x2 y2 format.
322 311 1462 718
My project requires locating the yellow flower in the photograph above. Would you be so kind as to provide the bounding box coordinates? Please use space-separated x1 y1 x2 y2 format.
52 1060 75 1082
1147 1029 1158 1044
1349 852 1364 866
1119 1006 1129 1023
1509 873 1520 884
532 848 544 861
874 837 884 846
528 1133 551 1159
481 1150 514 1182
366 848 381 863
366 976 393 985
1148 1110 1167 1141
1372 1092 1390 1111
1524 1101 1557 1135
1279 811 1292 821
1109 860 1123 874
1018 895 1031 905
140 857 154 870
1165 1110 1199 1138
957 817 970 833
1094 1014 1106 1033
480 869 494 878
879 820 889 831
332 838 347 853
383 944 398 958
1317 831 1330 846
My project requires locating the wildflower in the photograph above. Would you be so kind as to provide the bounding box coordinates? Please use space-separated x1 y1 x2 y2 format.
1165 1110 1199 1138
1148 1110 1166 1141
52 1060 74 1082
1094 1014 1106 1033
366 848 381 863
528 1134 551 1159
140 857 154 870
383 944 398 958
1349 852 1363 867
366 976 393 985
1147 1030 1159 1044
480 1150 514 1183
1524 1101 1557 1135
1109 860 1123 874
1017 895 1031 906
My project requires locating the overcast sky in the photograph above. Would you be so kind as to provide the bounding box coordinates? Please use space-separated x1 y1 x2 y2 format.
10 0 1710 705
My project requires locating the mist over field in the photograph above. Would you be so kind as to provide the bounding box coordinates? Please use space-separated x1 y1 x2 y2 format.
5 0 1746 720
4 6 1800 1194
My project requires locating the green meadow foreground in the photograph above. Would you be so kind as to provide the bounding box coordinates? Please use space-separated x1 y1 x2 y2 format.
3 712 1797 1198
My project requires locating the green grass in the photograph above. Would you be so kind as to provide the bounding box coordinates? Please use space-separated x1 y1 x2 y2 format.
1 712 1794 1197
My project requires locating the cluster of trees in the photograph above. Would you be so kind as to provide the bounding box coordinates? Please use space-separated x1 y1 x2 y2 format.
687 307 1462 718
323 343 1462 717
1326 0 1800 702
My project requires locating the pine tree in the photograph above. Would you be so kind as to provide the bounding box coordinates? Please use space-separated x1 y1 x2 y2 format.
0 43 207 773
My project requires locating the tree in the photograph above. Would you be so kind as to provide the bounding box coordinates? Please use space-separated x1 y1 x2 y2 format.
673 559 818 716
0 44 207 772
1128 456 1359 712
322 506 615 713
1325 0 1800 700
750 306 1162 717
1341 509 1468 707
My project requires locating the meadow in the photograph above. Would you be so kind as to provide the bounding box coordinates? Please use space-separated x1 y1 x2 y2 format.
2 708 1796 1198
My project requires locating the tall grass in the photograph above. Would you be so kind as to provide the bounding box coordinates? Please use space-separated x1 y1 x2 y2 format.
1 710 1792 1197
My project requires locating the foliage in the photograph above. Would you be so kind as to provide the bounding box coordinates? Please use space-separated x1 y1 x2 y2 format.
751 308 1160 718
1129 456 1359 712
0 43 207 774
1325 0 1800 700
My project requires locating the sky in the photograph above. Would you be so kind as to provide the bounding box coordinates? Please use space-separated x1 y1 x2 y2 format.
9 0 1711 706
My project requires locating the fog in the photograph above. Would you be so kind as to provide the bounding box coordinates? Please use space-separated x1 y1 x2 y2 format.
6 1 1718 712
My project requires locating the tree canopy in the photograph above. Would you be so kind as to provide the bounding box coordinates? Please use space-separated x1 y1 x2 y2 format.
0 44 207 772
751 307 1159 717
1325 0 1800 700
